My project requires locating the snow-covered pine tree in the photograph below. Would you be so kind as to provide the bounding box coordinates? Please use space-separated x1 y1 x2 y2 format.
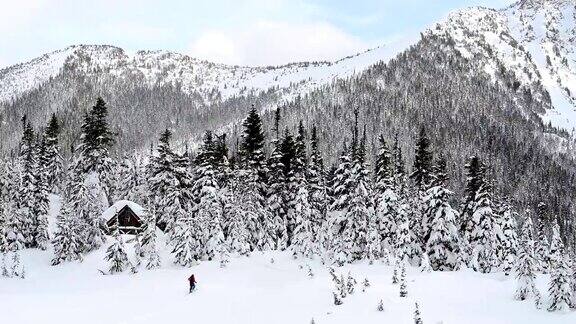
16 117 37 248
514 216 539 301
307 125 328 251
148 129 188 239
105 215 130 274
51 195 83 265
366 209 381 263
499 204 519 276
221 174 251 256
140 204 161 270
470 182 497 273
460 156 485 261
10 251 25 278
535 202 550 273
117 155 147 203
419 253 432 273
266 133 288 250
414 302 423 324
76 98 116 209
193 132 226 260
547 223 572 312
68 164 106 252
33 135 50 250
291 181 314 259
171 211 198 267
377 299 384 311
374 135 398 257
333 292 343 305
396 203 421 266
336 117 372 263
399 263 408 297
237 106 271 251
405 129 433 264
43 113 63 193
410 126 433 192
424 183 461 271
327 142 353 265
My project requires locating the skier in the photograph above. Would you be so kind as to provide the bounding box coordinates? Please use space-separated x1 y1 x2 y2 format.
188 274 197 293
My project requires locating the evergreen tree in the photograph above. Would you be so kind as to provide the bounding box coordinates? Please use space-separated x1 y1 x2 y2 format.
410 127 433 191
399 264 408 297
51 196 83 265
414 302 424 324
374 135 398 254
33 136 50 250
548 225 573 311
470 183 497 273
266 130 288 250
239 105 266 175
78 97 115 175
193 133 226 260
396 203 421 266
535 202 550 273
514 216 539 301
105 215 130 274
291 183 314 258
148 129 189 238
16 117 37 248
424 185 461 271
500 204 519 276
460 156 485 251
307 125 327 246
43 113 63 192
221 175 251 255
140 204 161 270
171 213 198 267
68 165 106 252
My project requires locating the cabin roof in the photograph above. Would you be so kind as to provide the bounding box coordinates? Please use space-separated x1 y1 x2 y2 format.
101 200 145 221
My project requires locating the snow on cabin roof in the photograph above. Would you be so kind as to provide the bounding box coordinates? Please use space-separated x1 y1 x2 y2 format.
101 200 146 220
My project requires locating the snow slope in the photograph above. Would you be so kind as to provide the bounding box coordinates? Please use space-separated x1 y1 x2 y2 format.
0 36 416 106
2 247 574 324
431 0 576 130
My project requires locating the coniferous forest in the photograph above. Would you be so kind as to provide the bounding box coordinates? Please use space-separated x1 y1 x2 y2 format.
2 94 576 311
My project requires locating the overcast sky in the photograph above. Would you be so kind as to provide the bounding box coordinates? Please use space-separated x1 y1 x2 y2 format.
0 0 516 68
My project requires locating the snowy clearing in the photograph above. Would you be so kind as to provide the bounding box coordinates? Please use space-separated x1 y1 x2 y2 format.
1 247 574 324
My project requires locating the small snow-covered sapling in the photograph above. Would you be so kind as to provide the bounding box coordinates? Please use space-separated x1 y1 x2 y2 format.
399 265 408 297
333 292 343 305
377 299 384 312
362 278 370 292
414 302 423 324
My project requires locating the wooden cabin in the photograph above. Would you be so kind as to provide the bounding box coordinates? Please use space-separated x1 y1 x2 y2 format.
102 200 146 234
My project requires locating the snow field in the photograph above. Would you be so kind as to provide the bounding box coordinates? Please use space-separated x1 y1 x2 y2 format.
2 245 575 324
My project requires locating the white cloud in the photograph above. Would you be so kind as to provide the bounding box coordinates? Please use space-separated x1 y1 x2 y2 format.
189 20 369 66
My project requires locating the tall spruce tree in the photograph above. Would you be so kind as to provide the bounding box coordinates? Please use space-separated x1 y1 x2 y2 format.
105 215 130 274
16 117 37 248
51 195 83 265
307 125 327 251
547 223 572 311
410 127 433 191
470 182 497 273
535 202 550 273
424 182 461 271
514 216 539 301
43 113 63 193
374 135 398 253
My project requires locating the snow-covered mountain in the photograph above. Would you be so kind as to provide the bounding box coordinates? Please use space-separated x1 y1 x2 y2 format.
0 0 574 132
0 39 415 106
431 0 576 130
